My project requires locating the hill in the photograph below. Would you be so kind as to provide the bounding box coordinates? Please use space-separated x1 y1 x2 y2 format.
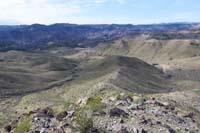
78 56 173 93
94 33 200 82
0 50 77 98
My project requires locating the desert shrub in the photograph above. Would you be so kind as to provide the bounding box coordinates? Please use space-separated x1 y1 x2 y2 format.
13 116 31 133
0 112 6 126
86 96 105 110
73 108 93 133
52 101 73 114
134 97 147 104
64 101 72 109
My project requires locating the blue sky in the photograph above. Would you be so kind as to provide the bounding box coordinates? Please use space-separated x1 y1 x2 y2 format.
0 0 200 25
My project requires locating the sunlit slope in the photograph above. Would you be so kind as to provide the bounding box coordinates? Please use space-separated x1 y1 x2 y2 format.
96 35 200 63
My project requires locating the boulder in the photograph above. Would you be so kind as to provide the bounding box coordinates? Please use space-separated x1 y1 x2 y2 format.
139 117 152 125
67 110 74 118
128 104 145 110
4 119 19 132
92 109 106 116
56 111 68 121
4 125 12 132
154 101 165 107
141 129 148 133
120 127 129 133
88 127 99 133
163 124 176 133
165 105 175 111
33 107 54 118
183 112 195 119
110 108 128 117
122 96 133 104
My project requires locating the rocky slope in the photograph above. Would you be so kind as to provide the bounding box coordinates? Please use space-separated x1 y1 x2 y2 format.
3 92 200 133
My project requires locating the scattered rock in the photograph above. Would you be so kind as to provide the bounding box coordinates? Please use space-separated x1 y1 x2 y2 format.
5 95 199 133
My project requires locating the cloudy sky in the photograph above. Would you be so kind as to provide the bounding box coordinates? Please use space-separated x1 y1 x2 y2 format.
0 0 200 25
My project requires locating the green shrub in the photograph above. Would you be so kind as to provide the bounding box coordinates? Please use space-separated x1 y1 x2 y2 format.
73 108 93 133
13 116 31 133
86 96 105 110
64 101 72 109
0 112 6 126
134 97 147 104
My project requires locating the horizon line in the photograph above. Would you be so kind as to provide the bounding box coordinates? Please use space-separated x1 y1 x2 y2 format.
0 21 200 26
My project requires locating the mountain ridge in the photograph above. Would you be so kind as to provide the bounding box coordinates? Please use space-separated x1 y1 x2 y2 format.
0 23 199 51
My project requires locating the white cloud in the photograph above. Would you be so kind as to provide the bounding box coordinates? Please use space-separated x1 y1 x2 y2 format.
0 0 199 25
0 1 67 24
0 0 106 24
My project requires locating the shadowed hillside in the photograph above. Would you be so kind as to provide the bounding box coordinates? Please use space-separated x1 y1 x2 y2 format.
0 51 77 98
78 56 173 93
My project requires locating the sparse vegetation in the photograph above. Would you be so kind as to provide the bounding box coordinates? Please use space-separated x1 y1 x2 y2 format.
86 96 105 110
13 116 31 133
0 112 6 127
134 96 148 104
73 107 93 133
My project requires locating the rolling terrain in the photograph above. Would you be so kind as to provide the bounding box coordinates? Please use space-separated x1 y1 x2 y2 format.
0 23 200 132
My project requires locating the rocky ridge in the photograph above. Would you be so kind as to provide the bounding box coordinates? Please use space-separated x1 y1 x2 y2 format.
3 93 199 133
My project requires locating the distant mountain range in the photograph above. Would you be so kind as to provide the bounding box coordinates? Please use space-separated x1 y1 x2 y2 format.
0 23 199 51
